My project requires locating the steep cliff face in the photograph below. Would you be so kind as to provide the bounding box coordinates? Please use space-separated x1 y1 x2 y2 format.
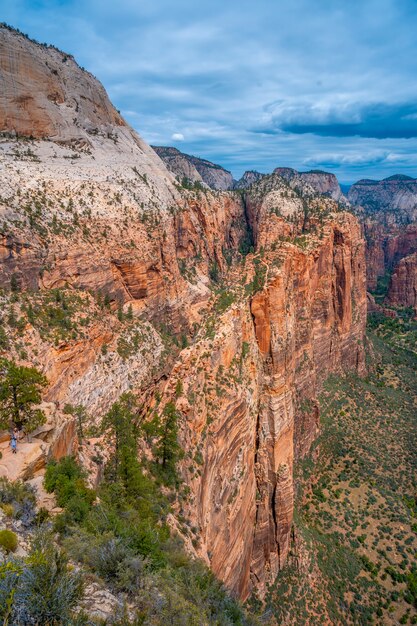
349 175 417 305
0 24 367 604
273 167 345 201
150 146 207 187
155 174 366 600
348 175 417 220
0 23 125 143
386 252 417 308
152 145 235 190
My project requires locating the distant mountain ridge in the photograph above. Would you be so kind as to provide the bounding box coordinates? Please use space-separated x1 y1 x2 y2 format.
151 145 235 190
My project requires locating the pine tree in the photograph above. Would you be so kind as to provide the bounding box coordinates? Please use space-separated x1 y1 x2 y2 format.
153 402 182 484
101 393 137 475
0 359 47 433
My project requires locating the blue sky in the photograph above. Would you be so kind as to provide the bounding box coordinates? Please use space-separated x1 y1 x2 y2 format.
2 0 417 183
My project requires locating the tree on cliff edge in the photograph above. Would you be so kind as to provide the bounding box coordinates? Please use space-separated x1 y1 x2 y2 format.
153 401 183 485
0 359 47 435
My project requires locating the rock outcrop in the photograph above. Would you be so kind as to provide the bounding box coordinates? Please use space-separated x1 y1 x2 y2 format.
152 145 235 190
0 24 368 604
386 252 417 308
348 175 417 221
274 167 345 201
156 174 366 600
0 23 125 143
234 170 264 189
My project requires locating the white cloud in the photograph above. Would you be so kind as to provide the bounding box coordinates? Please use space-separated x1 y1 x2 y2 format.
171 133 185 141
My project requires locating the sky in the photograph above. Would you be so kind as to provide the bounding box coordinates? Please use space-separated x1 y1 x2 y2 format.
2 0 417 183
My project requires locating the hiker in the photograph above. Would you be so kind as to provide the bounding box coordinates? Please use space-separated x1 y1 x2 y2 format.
10 431 17 454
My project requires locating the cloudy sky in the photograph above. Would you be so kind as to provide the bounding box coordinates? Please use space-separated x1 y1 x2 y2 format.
2 0 417 182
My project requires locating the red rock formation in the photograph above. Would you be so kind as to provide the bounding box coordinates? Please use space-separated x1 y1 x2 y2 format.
349 176 417 307
162 211 366 601
0 25 368 605
386 252 417 309
363 222 417 291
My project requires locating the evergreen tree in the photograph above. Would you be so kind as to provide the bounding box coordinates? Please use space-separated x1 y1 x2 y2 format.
63 404 88 441
0 359 47 433
153 402 182 485
101 393 137 475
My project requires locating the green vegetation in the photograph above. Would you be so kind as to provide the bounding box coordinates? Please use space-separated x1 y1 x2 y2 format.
0 531 83 625
266 312 417 624
151 401 183 486
0 477 37 526
367 308 417 352
39 392 257 624
0 359 47 433
178 176 207 192
21 288 89 343
0 529 18 552
44 456 95 525
245 258 266 296
63 403 88 441
370 270 392 304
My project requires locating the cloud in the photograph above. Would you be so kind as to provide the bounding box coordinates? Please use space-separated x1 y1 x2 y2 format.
171 133 185 141
303 151 405 168
256 100 417 139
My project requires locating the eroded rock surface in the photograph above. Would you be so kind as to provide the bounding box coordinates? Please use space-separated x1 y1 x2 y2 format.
0 24 368 603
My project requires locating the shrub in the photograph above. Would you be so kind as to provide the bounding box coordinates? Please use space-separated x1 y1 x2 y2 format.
1 503 14 517
44 456 95 519
0 531 84 624
91 536 132 582
0 478 37 527
0 529 18 553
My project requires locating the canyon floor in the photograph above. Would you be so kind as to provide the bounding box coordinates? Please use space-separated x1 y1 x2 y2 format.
261 311 417 625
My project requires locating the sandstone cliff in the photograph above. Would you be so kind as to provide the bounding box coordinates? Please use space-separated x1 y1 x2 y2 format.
0 23 126 143
0 24 367 603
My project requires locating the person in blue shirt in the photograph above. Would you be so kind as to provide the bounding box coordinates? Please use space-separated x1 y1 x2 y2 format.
10 429 18 454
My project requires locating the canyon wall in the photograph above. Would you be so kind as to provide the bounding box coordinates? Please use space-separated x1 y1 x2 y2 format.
0 24 367 603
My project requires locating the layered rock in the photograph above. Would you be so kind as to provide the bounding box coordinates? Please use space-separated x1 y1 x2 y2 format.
150 146 206 187
0 23 125 143
0 24 368 605
348 175 417 221
158 176 366 600
152 145 235 190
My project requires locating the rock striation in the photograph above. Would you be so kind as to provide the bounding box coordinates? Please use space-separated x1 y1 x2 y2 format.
386 252 417 308
0 23 125 143
0 24 368 603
